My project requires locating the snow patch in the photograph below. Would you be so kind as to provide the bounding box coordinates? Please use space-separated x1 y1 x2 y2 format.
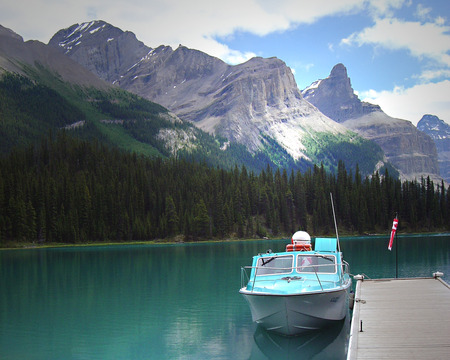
89 24 106 34
302 79 322 93
59 34 82 48
126 50 156 73
220 141 230 151
64 121 85 129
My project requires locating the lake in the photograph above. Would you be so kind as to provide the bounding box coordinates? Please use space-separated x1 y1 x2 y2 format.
1 234 449 359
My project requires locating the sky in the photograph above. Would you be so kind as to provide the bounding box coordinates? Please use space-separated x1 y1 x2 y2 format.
1 0 449 125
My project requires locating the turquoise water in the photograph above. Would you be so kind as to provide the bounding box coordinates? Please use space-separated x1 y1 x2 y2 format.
1 234 449 359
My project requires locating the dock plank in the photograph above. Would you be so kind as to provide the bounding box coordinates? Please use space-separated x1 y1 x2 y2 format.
347 277 450 360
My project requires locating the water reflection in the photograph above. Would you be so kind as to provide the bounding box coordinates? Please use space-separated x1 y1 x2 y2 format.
250 313 349 360
0 234 448 359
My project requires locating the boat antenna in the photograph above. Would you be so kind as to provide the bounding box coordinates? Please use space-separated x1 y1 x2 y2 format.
330 193 341 253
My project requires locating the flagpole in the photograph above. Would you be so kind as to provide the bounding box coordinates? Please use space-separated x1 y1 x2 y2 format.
388 214 399 277
395 213 398 278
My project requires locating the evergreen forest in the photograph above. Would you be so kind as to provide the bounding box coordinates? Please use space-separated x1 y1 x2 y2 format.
1 133 448 247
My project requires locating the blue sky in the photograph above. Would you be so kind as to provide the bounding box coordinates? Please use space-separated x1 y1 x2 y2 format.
1 0 449 125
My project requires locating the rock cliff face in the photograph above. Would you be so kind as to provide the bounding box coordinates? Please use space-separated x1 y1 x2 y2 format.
50 21 367 167
342 112 440 181
417 115 450 184
303 64 441 182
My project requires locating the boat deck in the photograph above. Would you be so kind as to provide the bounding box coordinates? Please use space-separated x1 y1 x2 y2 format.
347 275 450 360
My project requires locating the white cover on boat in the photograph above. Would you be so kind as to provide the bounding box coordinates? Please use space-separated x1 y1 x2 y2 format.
292 231 311 245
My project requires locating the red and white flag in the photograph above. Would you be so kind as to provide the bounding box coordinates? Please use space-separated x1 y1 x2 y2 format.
388 217 398 251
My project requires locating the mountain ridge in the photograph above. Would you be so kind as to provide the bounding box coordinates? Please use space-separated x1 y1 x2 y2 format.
48 20 390 175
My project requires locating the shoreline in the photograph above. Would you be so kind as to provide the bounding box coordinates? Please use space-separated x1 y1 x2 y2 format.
1 232 448 251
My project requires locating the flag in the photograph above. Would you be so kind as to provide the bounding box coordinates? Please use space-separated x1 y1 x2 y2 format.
388 217 398 251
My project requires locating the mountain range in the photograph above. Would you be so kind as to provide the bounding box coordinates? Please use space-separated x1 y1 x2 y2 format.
0 20 446 182
48 21 394 176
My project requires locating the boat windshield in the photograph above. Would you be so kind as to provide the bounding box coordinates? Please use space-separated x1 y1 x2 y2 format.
256 255 293 275
296 255 336 274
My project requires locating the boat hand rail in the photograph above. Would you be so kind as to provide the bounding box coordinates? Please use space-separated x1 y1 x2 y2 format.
242 263 339 273
341 260 350 285
240 266 251 289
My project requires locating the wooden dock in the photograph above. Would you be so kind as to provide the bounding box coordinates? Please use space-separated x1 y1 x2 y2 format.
347 274 450 360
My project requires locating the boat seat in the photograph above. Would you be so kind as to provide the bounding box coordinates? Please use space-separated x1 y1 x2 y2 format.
314 237 337 252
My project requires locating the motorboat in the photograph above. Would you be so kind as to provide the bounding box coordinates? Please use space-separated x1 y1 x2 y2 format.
239 231 351 336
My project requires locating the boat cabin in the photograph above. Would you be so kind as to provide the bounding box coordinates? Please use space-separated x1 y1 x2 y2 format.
242 237 347 294
253 253 338 276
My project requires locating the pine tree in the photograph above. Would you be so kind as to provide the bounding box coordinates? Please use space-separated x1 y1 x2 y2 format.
193 199 210 238
165 195 179 236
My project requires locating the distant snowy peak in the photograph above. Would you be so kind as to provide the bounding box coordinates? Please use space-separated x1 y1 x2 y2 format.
417 115 450 184
417 114 450 140
50 21 115 53
49 21 150 83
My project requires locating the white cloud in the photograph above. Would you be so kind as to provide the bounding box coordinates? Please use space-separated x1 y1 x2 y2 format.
368 0 410 17
109 0 370 63
0 0 366 65
360 80 450 125
415 3 432 21
342 17 450 66
435 16 446 26
415 69 450 82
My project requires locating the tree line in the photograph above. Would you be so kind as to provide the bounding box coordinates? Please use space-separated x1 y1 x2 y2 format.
0 133 448 245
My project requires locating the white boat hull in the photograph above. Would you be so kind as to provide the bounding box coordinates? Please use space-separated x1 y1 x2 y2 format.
240 282 351 336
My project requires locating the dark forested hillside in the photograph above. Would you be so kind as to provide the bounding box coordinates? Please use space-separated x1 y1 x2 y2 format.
0 73 84 152
1 134 448 246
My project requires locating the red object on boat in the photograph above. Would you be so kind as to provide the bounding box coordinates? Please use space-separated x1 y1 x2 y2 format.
286 243 312 252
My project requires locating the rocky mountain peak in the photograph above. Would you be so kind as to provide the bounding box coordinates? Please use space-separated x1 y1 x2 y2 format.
330 63 348 78
302 63 379 123
417 114 449 136
49 21 150 83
